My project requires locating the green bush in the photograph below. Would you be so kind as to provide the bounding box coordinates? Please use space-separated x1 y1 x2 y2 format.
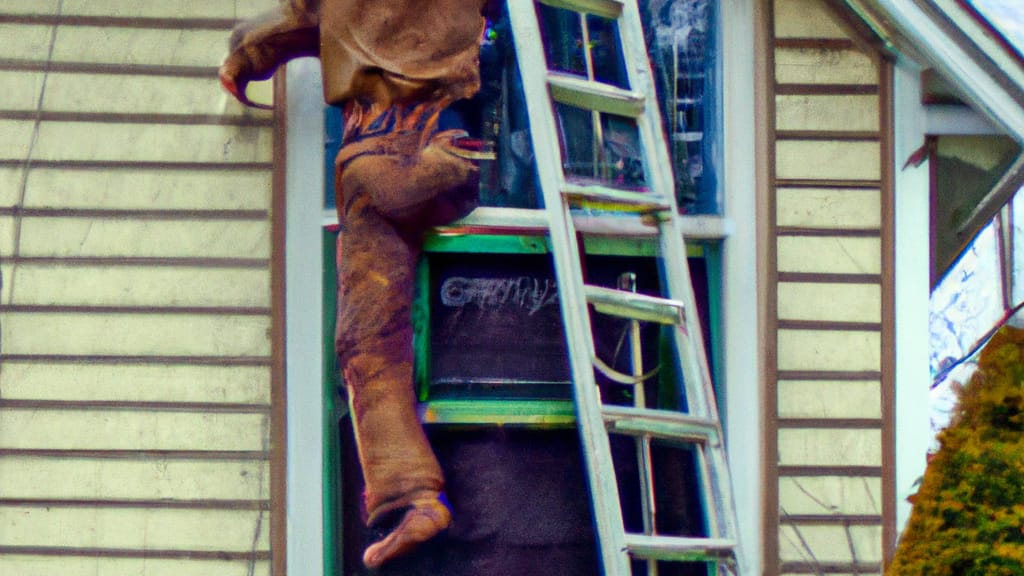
887 327 1024 575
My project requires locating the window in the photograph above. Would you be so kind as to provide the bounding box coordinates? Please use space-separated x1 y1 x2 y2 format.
321 2 726 573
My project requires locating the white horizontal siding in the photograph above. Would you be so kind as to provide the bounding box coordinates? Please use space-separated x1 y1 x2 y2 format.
0 409 269 451
0 556 271 576
0 363 271 404
0 1 280 571
0 457 269 500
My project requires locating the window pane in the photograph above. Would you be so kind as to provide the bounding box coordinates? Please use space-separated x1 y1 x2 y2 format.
556 102 646 189
641 0 718 213
537 4 630 89
538 3 587 77
588 14 630 89
929 221 1004 435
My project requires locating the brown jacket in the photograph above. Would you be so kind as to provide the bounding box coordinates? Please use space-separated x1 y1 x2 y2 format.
223 0 488 106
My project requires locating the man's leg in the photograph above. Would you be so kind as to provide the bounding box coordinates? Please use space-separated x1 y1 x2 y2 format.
335 195 451 569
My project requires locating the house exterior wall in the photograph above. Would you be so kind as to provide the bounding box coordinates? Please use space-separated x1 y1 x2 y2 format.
0 1 281 574
765 0 895 573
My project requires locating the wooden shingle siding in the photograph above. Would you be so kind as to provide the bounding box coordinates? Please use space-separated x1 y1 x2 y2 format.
773 0 850 39
3 0 279 19
0 456 268 500
0 121 273 163
5 168 272 210
776 140 880 181
777 187 882 228
779 475 883 516
778 283 881 323
0 506 269 550
0 2 278 573
777 236 881 274
0 556 271 576
768 0 892 573
777 380 882 419
2 266 270 307
0 363 270 403
5 217 270 258
775 95 879 132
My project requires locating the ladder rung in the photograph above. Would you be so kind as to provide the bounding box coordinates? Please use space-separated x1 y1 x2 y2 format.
601 405 718 442
624 534 737 562
538 0 622 20
585 284 683 325
547 72 646 118
563 181 670 212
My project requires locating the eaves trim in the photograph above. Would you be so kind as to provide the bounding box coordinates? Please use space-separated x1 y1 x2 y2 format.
846 0 1024 144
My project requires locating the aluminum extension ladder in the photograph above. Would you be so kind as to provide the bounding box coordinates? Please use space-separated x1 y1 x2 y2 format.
506 1 741 574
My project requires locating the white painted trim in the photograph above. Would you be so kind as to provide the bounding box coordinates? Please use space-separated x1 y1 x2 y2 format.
892 58 932 534
869 0 1024 143
721 0 763 573
285 58 326 576
925 104 1001 136
930 0 1024 94
320 207 734 239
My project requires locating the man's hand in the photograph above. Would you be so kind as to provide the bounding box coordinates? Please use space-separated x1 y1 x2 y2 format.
219 53 273 110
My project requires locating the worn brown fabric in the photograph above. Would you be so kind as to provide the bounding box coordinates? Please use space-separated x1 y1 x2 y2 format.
222 0 486 106
334 98 478 565
221 3 486 565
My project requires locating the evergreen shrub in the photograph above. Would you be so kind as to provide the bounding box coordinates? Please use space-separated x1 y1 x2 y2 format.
888 327 1024 575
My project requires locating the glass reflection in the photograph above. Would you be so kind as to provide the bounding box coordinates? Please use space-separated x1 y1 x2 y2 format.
556 103 646 189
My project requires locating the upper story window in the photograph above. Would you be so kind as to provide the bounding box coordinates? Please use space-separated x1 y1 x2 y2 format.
642 0 719 214
323 1 721 216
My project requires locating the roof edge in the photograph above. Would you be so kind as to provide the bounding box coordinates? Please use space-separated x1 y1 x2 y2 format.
842 0 1024 144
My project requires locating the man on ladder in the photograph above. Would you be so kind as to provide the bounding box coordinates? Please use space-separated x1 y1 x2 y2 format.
220 0 493 568
221 1 740 573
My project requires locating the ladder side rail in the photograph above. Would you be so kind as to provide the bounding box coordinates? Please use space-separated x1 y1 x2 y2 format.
507 4 632 575
614 1 741 555
615 0 717 421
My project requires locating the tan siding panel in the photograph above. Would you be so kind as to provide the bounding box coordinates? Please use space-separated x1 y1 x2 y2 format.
16 217 270 258
6 265 270 307
778 428 882 467
0 409 268 451
0 313 271 356
0 70 46 112
775 48 878 85
23 168 271 210
0 556 271 576
0 167 25 207
0 363 271 404
49 27 227 68
0 506 269 551
778 569 876 573
777 236 881 274
0 217 15 260
0 457 269 500
779 524 883 563
777 187 881 229
778 380 882 419
0 263 12 304
775 94 879 132
3 0 279 18
0 24 55 61
777 282 881 323
777 329 880 372
779 476 883 516
0 0 62 14
774 0 850 39
776 140 880 181
41 73 272 118
27 122 273 163
0 120 37 161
